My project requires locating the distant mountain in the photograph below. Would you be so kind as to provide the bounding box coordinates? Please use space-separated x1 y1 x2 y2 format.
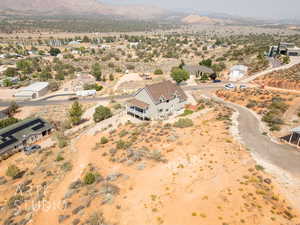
0 0 166 19
181 15 231 25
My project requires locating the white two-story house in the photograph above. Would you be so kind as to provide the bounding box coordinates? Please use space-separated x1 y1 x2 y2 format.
126 80 188 120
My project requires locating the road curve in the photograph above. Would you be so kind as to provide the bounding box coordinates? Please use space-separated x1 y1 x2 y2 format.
212 95 300 177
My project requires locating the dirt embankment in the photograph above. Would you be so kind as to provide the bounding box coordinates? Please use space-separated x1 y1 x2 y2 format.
255 64 300 90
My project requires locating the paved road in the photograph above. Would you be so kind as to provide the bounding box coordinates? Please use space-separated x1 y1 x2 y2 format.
242 57 300 83
212 95 300 177
0 94 133 106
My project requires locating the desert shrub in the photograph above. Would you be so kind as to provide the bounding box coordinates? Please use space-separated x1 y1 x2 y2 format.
174 118 193 128
180 109 194 117
6 165 21 179
148 150 165 162
119 130 128 137
154 68 163 75
100 137 109 144
100 183 120 195
246 100 257 108
87 212 107 225
112 103 122 110
7 195 24 208
61 162 73 172
84 172 96 185
83 83 103 91
54 132 68 148
55 154 64 162
93 106 112 123
255 165 265 171
116 140 131 149
126 64 135 70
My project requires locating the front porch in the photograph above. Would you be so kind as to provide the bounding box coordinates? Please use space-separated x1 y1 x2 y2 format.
126 99 150 121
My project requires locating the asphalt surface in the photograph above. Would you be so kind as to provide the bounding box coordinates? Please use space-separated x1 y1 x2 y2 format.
213 96 300 177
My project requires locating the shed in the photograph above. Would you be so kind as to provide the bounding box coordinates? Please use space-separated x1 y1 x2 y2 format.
15 82 49 100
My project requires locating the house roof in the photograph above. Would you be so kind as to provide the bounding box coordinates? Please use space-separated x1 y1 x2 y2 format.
19 82 49 92
0 117 52 154
183 65 214 75
127 99 149 109
144 80 188 103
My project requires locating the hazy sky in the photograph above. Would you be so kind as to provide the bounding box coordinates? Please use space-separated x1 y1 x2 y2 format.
102 0 300 19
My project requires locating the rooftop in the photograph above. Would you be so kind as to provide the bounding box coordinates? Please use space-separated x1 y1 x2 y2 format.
144 80 187 103
0 117 52 154
19 82 49 92
183 65 214 74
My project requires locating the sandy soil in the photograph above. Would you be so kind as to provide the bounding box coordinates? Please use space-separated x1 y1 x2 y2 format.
24 108 300 225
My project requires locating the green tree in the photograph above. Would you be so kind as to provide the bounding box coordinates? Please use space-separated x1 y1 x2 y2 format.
199 59 212 67
49 48 61 56
16 59 33 74
69 101 83 126
91 63 102 81
171 67 190 84
93 106 112 123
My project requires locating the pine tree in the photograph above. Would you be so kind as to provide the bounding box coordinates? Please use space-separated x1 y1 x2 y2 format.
69 101 83 126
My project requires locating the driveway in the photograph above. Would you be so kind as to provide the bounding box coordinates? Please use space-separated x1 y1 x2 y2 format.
210 95 300 177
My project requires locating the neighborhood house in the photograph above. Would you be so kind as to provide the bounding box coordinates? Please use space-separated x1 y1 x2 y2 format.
14 82 49 100
0 117 52 159
126 80 188 120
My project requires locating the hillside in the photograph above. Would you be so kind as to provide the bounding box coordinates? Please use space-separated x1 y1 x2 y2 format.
0 0 165 19
181 14 232 25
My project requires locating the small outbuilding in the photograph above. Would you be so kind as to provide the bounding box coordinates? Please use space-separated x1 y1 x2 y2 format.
229 65 248 82
14 82 49 100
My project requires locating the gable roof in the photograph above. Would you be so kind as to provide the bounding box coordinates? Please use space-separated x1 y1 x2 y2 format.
183 65 214 75
144 80 187 103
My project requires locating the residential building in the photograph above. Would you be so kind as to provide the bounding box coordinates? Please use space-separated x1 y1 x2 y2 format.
126 80 188 120
0 117 52 159
183 65 215 78
14 82 49 100
268 42 300 57
229 65 248 82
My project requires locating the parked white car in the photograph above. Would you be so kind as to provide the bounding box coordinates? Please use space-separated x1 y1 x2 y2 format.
224 83 236 89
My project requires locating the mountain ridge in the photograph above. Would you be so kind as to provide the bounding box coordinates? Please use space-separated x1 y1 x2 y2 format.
0 0 166 19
